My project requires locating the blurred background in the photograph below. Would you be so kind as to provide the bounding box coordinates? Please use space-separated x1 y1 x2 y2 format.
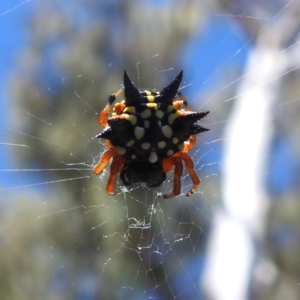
1 0 300 299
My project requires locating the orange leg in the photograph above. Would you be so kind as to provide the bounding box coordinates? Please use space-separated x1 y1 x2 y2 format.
104 139 111 148
172 100 184 110
179 152 200 196
160 152 200 198
98 88 123 126
183 135 196 152
177 91 192 111
176 92 197 153
160 157 183 199
93 147 116 175
106 155 126 195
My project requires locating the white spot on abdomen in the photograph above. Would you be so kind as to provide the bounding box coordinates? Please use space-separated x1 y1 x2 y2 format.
148 151 158 163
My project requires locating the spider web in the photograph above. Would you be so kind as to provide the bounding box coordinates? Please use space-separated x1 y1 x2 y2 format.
1 0 300 299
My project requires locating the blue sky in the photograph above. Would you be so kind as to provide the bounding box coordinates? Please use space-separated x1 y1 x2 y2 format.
0 1 33 188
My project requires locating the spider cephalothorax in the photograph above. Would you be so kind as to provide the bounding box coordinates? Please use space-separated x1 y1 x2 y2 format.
120 161 166 188
94 71 209 198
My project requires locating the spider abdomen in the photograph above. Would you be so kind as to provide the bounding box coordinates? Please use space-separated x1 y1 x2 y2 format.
98 100 208 164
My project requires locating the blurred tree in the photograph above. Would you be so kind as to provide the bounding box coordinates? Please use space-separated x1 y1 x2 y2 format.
202 1 300 300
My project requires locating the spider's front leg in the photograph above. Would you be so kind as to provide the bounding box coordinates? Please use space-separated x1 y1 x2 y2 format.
98 88 123 126
177 91 192 111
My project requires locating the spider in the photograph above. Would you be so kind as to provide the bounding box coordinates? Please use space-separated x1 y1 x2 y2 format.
93 71 209 198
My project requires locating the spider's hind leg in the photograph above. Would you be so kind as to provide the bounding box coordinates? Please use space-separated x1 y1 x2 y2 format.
106 155 126 195
179 152 200 197
93 146 125 195
93 147 116 175
160 156 183 199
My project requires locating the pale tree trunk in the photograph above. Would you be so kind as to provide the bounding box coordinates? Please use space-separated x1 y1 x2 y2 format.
201 2 300 299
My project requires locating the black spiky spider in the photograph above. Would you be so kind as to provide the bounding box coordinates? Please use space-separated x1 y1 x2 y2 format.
93 71 209 198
